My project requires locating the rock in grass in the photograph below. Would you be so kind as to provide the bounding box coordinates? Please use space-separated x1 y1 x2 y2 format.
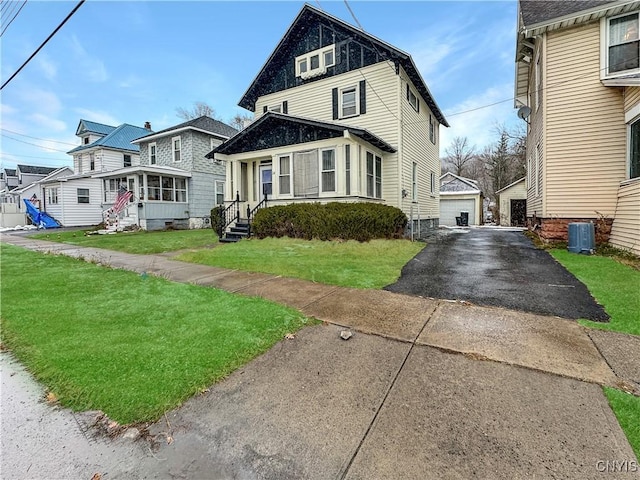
340 330 353 340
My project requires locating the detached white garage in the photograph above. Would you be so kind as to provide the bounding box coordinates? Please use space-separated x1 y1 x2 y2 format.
439 173 482 226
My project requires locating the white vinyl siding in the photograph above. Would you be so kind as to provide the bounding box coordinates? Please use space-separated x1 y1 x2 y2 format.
545 22 626 217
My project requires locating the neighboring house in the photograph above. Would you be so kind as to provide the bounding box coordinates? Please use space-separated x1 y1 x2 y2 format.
0 168 19 202
515 0 640 254
1 164 57 205
439 172 483 226
39 120 152 227
208 4 448 238
94 116 238 230
496 177 527 227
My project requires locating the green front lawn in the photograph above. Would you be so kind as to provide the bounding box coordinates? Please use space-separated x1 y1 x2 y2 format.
550 250 640 336
176 237 425 289
31 228 218 254
0 244 310 424
604 388 640 459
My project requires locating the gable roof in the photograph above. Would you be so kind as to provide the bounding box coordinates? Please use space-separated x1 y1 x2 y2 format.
68 124 151 154
16 164 58 175
132 116 238 144
208 111 396 156
76 119 117 136
495 177 526 194
4 168 17 176
239 4 448 127
439 172 481 194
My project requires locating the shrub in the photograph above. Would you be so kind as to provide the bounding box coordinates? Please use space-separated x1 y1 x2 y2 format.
210 205 225 237
252 202 407 241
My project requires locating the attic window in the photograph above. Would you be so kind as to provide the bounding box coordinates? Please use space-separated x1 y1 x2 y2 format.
296 44 336 79
83 137 89 145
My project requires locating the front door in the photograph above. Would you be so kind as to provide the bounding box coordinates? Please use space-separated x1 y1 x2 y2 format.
259 164 272 200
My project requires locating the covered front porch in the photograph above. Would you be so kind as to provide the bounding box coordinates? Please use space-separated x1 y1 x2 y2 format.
93 166 192 231
207 112 396 237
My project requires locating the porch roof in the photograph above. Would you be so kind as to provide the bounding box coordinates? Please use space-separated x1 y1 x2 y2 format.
207 111 396 156
91 165 192 179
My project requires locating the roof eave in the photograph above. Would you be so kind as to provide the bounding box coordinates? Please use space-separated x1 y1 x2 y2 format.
132 126 229 144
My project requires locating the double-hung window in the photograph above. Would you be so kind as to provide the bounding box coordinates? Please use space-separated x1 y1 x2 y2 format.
278 155 291 195
407 85 419 112
341 87 357 118
124 154 132 167
321 149 336 192
47 187 59 205
172 137 181 162
77 188 90 204
150 143 157 165
89 153 95 171
215 180 225 205
629 119 640 179
607 13 639 75
296 44 335 78
366 151 382 198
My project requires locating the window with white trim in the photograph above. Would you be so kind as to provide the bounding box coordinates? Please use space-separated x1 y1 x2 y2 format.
172 136 181 162
123 154 132 167
629 118 640 179
412 162 418 201
47 187 59 205
366 151 382 198
146 175 187 202
150 143 157 165
104 177 127 202
407 85 419 112
341 86 357 118
429 115 436 144
607 13 639 75
295 44 335 79
77 188 90 204
321 149 336 192
89 153 95 171
215 180 225 205
279 155 291 195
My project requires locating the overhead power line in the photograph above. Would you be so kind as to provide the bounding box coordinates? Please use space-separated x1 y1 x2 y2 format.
0 128 77 146
1 0 27 37
1 0 85 90
1 133 70 153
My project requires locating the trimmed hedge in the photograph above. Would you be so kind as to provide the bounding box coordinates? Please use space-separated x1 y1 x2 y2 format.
251 202 408 241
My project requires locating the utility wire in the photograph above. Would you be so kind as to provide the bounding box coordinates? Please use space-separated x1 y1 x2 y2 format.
0 128 77 146
0 152 70 162
1 133 70 153
1 0 85 90
1 0 27 37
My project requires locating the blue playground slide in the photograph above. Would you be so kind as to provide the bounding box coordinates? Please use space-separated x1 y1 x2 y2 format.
23 199 60 229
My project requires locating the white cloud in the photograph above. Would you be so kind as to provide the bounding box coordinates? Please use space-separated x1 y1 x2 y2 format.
36 54 57 81
440 83 520 152
74 108 120 126
70 35 109 83
28 113 67 132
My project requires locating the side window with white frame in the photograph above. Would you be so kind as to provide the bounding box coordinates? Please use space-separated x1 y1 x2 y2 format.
429 115 436 144
366 151 382 198
406 84 419 112
172 136 181 162
47 187 59 205
629 118 640 179
430 171 435 194
607 12 639 75
341 86 357 118
333 81 366 120
215 180 225 205
278 155 292 195
124 154 132 167
77 188 90 204
149 143 157 165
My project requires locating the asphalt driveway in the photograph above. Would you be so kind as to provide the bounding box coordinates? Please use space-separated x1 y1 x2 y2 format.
384 228 609 321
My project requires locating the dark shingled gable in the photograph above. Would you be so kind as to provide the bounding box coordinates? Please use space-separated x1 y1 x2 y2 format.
17 164 57 175
519 0 616 27
134 116 238 142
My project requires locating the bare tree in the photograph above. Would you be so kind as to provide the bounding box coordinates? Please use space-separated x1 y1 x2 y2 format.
176 101 218 120
443 136 476 177
229 113 253 131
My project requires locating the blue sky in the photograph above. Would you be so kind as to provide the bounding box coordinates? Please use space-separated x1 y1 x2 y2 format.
0 0 520 171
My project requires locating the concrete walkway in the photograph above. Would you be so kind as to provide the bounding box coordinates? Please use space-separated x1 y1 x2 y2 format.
2 233 639 479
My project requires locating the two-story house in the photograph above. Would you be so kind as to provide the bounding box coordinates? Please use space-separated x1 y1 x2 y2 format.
207 4 448 239
94 116 237 230
515 0 640 255
39 119 152 227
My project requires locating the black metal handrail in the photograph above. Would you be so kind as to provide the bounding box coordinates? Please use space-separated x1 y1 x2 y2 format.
217 191 240 237
246 193 268 237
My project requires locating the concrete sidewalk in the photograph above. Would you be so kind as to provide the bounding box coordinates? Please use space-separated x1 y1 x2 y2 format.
2 233 639 479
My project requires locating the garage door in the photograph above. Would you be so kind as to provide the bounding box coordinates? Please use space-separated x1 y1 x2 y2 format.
440 198 476 226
